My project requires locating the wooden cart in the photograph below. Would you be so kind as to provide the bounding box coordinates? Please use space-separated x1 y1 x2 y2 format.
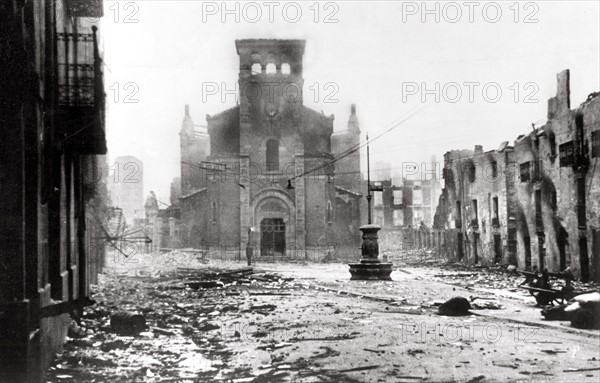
518 269 579 306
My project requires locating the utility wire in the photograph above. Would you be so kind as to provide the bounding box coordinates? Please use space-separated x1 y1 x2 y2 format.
289 103 430 182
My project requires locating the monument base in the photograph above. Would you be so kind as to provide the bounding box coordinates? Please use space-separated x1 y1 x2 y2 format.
348 223 392 280
348 259 393 280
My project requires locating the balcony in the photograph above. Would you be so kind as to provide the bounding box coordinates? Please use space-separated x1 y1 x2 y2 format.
56 27 106 154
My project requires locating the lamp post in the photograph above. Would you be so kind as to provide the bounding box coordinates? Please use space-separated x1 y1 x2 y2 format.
366 133 372 224
348 131 392 280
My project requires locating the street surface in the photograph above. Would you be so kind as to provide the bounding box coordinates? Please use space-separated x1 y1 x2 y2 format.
46 252 600 383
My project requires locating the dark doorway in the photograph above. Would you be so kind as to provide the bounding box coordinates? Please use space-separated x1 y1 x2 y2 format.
579 236 589 282
260 218 285 256
538 235 546 271
473 233 479 264
494 234 502 264
524 236 532 271
557 229 568 271
457 233 464 260
507 228 517 265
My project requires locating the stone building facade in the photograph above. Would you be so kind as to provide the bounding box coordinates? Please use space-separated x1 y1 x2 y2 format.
0 1 107 381
434 144 515 265
510 70 599 281
434 70 600 281
179 39 362 257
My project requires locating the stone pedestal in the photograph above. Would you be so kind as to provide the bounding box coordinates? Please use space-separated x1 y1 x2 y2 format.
348 224 393 280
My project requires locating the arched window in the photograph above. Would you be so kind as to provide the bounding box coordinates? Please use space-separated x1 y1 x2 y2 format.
326 201 333 224
266 63 276 74
281 63 291 75
266 139 279 171
251 63 262 75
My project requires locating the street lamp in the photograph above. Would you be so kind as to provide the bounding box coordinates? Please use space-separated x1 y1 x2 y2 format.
366 133 373 224
348 132 392 280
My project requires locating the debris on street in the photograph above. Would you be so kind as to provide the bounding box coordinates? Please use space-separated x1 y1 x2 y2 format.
42 260 600 383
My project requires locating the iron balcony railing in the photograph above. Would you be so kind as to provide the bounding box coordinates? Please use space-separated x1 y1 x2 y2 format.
57 29 102 107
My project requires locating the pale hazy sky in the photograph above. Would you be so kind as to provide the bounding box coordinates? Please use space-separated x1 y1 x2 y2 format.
102 0 600 204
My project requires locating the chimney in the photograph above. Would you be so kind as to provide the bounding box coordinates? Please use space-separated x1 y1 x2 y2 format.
547 69 570 120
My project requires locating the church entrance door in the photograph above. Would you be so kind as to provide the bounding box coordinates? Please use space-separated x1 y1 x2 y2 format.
260 218 286 256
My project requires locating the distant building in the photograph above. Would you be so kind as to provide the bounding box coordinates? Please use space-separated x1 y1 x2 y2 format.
332 103 363 245
371 176 441 229
435 144 513 265
180 105 210 196
108 155 144 225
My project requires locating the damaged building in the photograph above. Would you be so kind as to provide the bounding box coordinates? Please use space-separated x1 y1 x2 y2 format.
176 39 363 258
361 161 442 255
0 0 108 381
434 70 600 282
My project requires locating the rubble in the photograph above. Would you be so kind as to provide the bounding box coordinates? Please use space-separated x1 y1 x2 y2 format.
46 260 600 383
567 292 600 329
46 264 300 382
541 291 600 329
541 305 571 321
110 312 147 335
438 297 472 316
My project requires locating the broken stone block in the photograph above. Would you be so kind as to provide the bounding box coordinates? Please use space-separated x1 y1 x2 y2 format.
438 297 471 316
67 320 86 339
565 292 600 329
110 311 147 335
197 322 220 332
541 304 571 321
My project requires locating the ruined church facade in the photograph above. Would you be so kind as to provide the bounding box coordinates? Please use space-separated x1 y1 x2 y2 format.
178 39 362 256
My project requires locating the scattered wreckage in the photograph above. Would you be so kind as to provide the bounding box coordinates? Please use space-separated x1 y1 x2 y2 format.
518 268 595 306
